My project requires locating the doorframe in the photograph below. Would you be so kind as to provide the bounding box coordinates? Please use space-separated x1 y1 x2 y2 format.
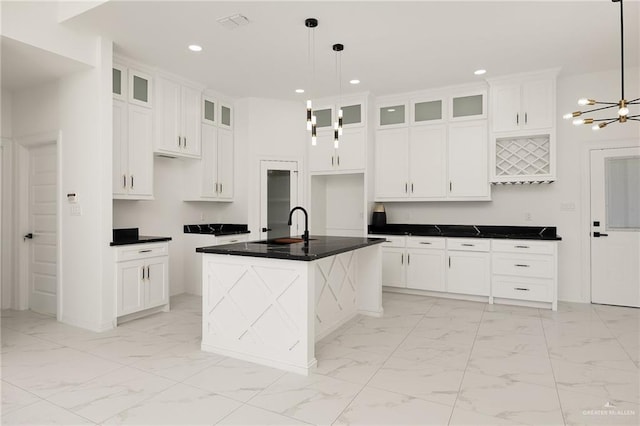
14 131 62 318
254 156 304 238
580 138 640 304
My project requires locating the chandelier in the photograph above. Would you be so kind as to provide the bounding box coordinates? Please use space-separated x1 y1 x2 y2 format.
304 18 318 145
563 0 638 130
333 43 344 148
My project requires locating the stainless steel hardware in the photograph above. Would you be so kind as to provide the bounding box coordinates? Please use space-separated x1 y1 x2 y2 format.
407 253 410 264
214 182 218 193
401 253 404 265
123 174 127 188
405 183 408 193
178 136 181 147
514 287 530 291
515 245 530 248
525 113 528 124
419 242 431 245
461 243 475 247
514 264 530 268
337 156 340 166
411 183 414 193
220 183 223 193
516 113 519 125
229 240 238 243
147 266 150 279
449 181 452 192
139 249 152 253
184 137 187 147
593 232 609 237
448 256 451 268
142 267 145 280
131 175 134 189
331 156 334 166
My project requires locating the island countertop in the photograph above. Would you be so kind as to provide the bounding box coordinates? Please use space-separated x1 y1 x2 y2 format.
196 235 385 261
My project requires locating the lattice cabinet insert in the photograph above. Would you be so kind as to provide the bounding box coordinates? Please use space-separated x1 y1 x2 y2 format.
494 135 553 183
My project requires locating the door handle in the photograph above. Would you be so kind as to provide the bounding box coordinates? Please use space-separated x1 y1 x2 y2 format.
593 232 609 237
23 233 33 241
261 227 272 232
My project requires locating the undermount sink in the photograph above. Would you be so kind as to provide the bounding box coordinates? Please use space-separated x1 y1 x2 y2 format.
255 238 317 245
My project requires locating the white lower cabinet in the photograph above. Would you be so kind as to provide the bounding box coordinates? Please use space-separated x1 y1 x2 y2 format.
491 239 558 310
115 242 169 318
377 235 557 309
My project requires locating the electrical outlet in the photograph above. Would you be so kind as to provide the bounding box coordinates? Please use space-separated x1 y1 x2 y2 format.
524 212 532 221
200 212 205 222
70 205 82 216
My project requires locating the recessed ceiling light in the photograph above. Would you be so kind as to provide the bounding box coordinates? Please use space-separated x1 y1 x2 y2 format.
349 79 360 85
188 44 203 52
474 69 486 75
295 89 305 94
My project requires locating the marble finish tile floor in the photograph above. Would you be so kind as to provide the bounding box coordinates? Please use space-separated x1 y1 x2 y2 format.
1 292 639 425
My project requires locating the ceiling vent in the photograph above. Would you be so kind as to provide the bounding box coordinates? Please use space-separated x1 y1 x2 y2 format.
217 14 250 29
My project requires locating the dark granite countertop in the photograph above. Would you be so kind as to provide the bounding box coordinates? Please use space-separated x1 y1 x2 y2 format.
368 224 561 241
110 236 172 246
196 235 385 261
184 223 250 236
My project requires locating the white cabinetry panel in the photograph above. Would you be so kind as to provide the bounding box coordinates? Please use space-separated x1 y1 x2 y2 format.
448 121 489 199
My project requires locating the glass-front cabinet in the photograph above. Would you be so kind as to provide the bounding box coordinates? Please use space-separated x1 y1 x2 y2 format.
450 90 486 121
202 97 216 125
378 102 407 128
128 68 152 108
112 63 126 100
411 98 444 125
220 102 233 129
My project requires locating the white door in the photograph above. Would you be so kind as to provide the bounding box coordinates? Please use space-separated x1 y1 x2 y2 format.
406 249 446 291
259 160 299 240
381 248 406 288
521 79 554 131
27 144 57 315
491 84 521 133
447 251 490 296
590 147 640 307
308 132 334 173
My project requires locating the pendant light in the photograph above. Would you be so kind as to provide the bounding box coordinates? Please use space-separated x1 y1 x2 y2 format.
333 43 344 148
563 0 638 129
304 18 319 144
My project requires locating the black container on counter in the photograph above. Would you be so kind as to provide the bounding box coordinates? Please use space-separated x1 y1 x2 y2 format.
371 204 387 227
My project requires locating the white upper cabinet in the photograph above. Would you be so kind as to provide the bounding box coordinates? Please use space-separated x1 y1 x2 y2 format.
155 75 202 158
128 68 152 108
375 84 490 202
308 95 369 174
219 102 233 129
448 121 490 199
489 72 556 133
488 69 558 183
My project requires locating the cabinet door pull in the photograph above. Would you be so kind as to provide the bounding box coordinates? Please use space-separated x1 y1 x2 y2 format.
449 181 452 192
401 253 404 265
331 156 334 166
419 242 431 245
411 183 414 193
130 175 134 189
123 175 127 189
525 113 528 124
214 182 218 193
220 183 223 193
405 182 408 193
337 156 340 166
448 256 451 268
407 253 410 264
461 243 475 247
178 136 181 147
184 137 187 148
514 287 530 291
139 249 152 253
142 266 146 280
147 266 150 279
514 264 530 268
229 239 238 243
516 113 519 125
515 245 530 249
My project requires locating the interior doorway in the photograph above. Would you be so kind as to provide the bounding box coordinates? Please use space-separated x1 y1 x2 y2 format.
590 146 640 307
259 160 299 241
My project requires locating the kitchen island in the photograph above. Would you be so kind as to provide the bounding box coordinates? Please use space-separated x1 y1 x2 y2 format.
196 236 385 374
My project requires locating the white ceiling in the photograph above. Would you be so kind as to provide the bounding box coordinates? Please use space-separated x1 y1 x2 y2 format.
16 1 640 100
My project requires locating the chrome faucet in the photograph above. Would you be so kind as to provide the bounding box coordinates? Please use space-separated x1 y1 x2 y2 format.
287 206 309 244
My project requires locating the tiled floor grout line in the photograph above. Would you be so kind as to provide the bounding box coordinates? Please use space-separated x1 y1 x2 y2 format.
444 302 487 426
541 311 569 426
592 305 639 369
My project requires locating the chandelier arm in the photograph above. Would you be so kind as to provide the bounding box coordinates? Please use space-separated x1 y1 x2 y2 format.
627 118 640 121
591 101 619 105
626 98 640 104
581 104 618 114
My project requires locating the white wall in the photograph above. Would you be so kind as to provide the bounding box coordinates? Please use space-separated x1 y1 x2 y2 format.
1 90 13 308
381 67 640 303
1 89 12 138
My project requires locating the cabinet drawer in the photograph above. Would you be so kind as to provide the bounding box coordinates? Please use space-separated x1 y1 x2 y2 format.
492 253 553 278
115 243 168 262
406 236 445 249
492 276 554 302
377 235 406 248
447 238 490 252
492 240 555 255
216 234 249 245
